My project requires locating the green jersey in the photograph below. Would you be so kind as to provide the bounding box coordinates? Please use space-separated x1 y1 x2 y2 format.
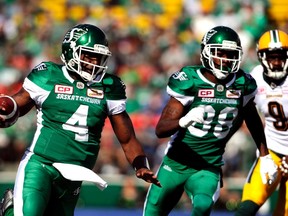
23 61 126 169
165 66 257 170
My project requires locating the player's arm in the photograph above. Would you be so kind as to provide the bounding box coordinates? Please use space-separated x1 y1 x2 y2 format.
243 100 268 156
155 96 185 138
109 111 161 187
243 100 277 184
0 88 34 126
155 96 204 138
12 87 35 117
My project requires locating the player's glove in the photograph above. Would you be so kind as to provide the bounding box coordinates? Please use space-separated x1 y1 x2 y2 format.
179 107 204 128
259 154 278 185
280 156 288 177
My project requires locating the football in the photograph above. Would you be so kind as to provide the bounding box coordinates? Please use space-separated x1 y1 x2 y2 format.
0 95 19 128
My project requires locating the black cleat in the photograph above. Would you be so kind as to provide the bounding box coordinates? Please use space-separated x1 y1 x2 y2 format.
0 189 13 216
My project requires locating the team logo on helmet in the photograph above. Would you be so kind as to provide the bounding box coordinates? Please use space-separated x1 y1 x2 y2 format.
203 29 217 45
63 28 88 44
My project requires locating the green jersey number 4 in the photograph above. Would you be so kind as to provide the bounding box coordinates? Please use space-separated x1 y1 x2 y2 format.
62 105 89 142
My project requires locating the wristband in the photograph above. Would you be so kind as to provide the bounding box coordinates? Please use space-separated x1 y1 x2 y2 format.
132 155 150 171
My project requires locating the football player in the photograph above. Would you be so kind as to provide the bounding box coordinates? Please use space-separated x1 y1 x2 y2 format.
0 24 160 216
143 26 278 216
236 29 288 216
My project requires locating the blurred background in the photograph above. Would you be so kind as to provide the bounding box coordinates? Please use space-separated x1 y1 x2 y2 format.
0 0 287 215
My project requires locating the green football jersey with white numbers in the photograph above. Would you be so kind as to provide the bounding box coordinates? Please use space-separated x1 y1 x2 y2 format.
23 62 126 169
165 66 257 171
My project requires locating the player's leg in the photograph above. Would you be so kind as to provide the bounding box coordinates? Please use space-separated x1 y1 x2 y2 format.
13 153 53 216
235 152 281 216
272 177 288 216
143 161 189 216
44 176 81 216
185 168 221 216
14 152 81 216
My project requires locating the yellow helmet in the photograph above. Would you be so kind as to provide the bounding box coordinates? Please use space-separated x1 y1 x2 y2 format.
257 29 288 80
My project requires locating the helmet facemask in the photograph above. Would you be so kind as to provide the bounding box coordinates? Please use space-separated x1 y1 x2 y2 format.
64 43 111 83
257 29 288 81
200 26 243 80
61 24 112 83
258 50 288 80
202 42 242 80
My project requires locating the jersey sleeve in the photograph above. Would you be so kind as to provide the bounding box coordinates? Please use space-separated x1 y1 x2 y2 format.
167 67 196 106
23 62 54 104
102 74 127 115
242 71 257 106
25 62 55 91
103 75 126 100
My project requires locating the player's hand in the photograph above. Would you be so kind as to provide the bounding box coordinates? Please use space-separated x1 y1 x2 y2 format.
280 156 288 177
179 106 205 128
259 154 278 185
135 168 161 187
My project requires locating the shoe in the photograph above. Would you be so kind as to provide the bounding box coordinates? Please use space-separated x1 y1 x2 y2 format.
0 189 13 216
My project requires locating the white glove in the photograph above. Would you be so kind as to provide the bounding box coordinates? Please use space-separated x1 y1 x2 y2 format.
179 106 204 128
259 154 278 185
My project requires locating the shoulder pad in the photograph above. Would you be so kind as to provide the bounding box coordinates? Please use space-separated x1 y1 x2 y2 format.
102 74 126 100
168 66 201 95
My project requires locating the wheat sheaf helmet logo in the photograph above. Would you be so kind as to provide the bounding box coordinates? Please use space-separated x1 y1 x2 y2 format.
203 29 217 45
63 28 88 44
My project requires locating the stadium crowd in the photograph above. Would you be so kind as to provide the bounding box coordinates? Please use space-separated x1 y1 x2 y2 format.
0 0 287 211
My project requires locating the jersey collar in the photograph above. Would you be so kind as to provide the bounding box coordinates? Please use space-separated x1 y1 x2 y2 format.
62 66 75 83
197 68 236 88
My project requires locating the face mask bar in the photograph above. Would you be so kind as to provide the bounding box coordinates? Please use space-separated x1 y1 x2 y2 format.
259 50 288 80
202 44 242 79
71 45 111 82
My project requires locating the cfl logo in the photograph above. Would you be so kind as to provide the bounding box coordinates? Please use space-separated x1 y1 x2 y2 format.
198 89 214 97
